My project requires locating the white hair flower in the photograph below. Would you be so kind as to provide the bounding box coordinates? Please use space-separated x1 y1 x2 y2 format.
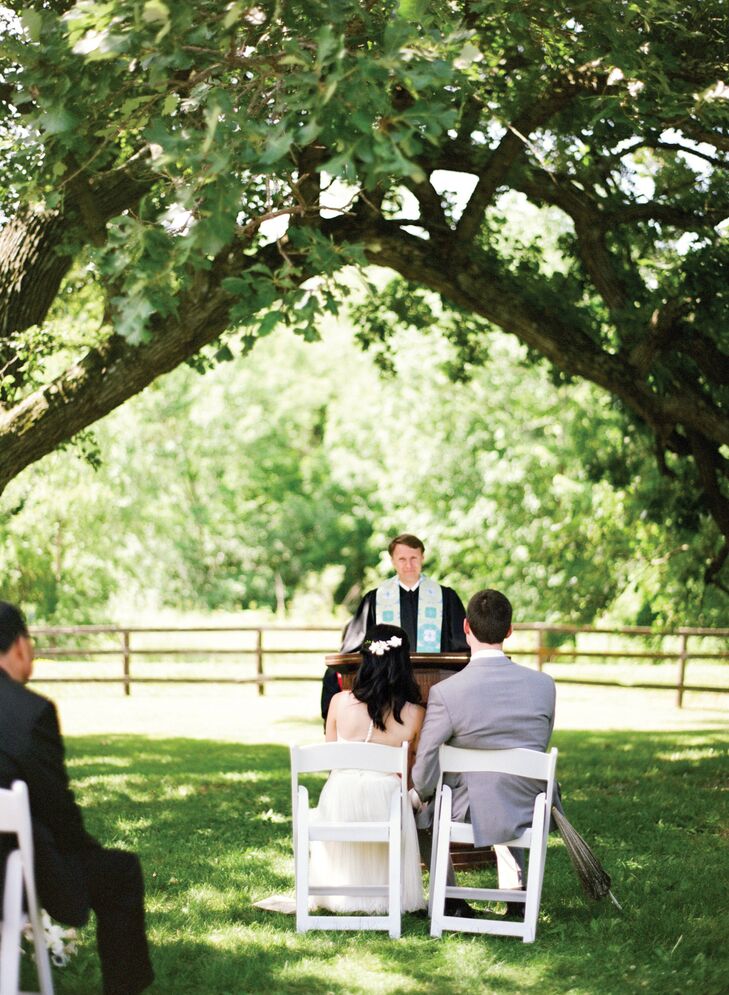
367 635 403 656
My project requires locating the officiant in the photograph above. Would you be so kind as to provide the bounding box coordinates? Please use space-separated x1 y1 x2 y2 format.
321 533 468 719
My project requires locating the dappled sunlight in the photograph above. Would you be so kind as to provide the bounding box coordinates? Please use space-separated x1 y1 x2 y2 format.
51 728 729 993
656 744 727 763
65 754 132 768
283 949 422 994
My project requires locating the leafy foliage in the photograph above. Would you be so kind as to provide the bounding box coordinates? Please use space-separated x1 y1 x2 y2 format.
0 0 728 605
1 308 724 627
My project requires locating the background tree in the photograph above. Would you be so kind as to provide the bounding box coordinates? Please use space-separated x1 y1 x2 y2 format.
2 303 723 627
1 0 727 596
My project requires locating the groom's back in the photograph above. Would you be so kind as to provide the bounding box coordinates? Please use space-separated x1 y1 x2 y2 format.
439 657 555 753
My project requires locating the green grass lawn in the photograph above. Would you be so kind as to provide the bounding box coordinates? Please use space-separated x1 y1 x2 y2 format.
23 725 728 995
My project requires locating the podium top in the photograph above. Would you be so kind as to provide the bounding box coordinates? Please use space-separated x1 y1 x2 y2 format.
325 651 469 673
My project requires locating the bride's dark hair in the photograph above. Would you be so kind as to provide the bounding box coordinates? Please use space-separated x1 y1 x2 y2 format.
352 623 422 731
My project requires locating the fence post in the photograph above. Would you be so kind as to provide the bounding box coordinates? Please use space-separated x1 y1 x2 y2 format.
256 628 265 696
536 629 547 672
676 632 689 708
121 629 131 697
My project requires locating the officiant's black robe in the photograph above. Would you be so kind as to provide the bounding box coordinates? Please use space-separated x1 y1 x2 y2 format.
321 584 468 719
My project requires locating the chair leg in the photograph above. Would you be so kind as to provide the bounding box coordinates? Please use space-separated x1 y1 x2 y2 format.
522 797 547 943
387 792 401 939
427 790 441 918
429 787 452 938
26 906 54 995
295 789 310 933
1 851 23 995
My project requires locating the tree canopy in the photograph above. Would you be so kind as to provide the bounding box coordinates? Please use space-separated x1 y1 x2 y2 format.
1 0 728 594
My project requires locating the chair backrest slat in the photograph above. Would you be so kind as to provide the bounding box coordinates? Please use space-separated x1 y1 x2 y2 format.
292 742 408 776
439 745 556 780
0 782 33 852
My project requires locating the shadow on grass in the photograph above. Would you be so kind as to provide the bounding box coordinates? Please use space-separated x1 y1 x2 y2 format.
57 729 728 995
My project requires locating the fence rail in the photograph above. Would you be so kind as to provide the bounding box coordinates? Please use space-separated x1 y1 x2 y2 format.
29 622 729 708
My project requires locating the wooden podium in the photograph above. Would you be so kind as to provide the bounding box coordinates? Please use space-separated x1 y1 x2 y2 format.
325 650 494 869
324 651 469 704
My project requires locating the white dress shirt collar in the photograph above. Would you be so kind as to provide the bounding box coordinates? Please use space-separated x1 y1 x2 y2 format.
469 648 509 661
398 578 422 593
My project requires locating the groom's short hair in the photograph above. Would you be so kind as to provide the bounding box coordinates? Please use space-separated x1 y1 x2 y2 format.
467 589 512 644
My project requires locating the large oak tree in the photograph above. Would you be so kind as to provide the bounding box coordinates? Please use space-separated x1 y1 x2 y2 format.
1 0 728 589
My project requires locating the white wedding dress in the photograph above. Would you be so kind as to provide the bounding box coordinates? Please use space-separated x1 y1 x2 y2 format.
308 722 425 913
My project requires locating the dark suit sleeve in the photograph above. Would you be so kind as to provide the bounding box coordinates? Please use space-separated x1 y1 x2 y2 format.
441 587 468 652
22 701 99 853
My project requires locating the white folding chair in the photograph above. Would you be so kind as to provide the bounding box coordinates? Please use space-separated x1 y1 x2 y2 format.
0 781 54 995
429 746 558 943
290 741 408 938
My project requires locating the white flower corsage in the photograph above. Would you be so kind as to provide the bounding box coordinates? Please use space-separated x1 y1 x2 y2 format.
23 910 79 967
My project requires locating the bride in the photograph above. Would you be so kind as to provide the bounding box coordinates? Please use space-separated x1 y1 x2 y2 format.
309 623 426 913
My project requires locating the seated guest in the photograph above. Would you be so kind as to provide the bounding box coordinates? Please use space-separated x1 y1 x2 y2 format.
412 589 559 917
0 602 154 995
322 533 467 719
309 624 426 913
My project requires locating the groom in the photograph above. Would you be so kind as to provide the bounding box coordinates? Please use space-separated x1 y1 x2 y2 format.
411 588 558 915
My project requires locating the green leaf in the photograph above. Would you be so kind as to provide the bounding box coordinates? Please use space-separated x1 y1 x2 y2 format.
223 2 244 29
454 42 483 70
113 295 155 343
260 130 293 165
222 276 253 296
297 119 321 145
215 344 234 362
71 30 127 61
258 310 283 336
39 108 78 134
143 0 170 24
162 92 179 116
398 0 426 20
20 8 42 42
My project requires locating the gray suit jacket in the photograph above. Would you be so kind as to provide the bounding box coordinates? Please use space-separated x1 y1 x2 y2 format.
412 652 557 846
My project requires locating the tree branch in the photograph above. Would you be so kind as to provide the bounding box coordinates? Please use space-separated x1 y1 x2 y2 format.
456 88 576 243
0 152 155 340
345 221 729 450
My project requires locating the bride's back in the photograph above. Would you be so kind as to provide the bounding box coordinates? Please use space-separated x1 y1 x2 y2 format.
333 690 423 746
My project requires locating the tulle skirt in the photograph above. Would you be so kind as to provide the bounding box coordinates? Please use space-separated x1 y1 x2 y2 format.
309 769 425 913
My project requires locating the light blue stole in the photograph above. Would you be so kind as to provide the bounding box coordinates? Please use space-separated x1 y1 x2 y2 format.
375 575 443 652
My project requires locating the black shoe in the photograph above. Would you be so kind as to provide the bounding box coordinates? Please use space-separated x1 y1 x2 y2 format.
503 902 525 920
444 898 479 918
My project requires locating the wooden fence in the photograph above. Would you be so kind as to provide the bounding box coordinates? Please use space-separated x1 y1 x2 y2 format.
29 621 729 708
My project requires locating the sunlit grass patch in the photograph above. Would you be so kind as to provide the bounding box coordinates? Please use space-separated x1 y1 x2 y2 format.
33 728 729 995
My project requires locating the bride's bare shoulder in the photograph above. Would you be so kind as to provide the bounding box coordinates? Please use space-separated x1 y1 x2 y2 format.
400 700 426 728
403 700 426 716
